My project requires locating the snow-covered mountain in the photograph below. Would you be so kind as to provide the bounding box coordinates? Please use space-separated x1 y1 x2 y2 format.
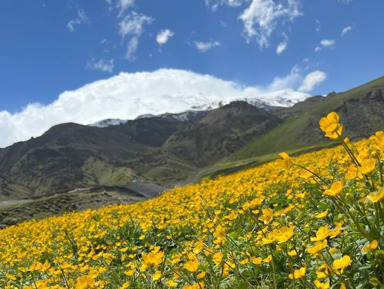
91 119 128 128
90 89 307 128
0 69 312 148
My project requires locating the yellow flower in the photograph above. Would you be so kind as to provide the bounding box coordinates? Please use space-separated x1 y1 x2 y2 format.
313 280 330 289
251 256 262 265
363 240 378 253
360 158 376 175
184 259 199 273
183 283 204 289
197 271 206 279
142 251 164 268
332 255 353 274
120 282 130 289
152 270 162 281
368 187 384 203
275 225 295 243
314 209 328 219
259 208 274 224
213 225 225 239
213 225 226 246
124 269 135 276
319 112 343 139
6 274 17 281
288 250 297 256
263 255 272 263
288 266 306 279
328 247 338 255
212 251 223 265
324 181 343 197
316 263 331 279
311 225 331 241
167 280 178 287
277 152 292 169
307 239 327 255
75 275 97 289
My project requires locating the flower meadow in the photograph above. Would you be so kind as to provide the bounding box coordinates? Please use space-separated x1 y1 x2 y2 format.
1 113 384 289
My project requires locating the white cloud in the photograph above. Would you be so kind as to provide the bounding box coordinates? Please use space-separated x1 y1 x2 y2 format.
320 39 335 47
338 0 352 3
105 0 135 16
239 0 302 48
156 29 174 45
117 0 135 16
125 37 139 60
119 12 153 39
276 42 287 55
268 66 326 93
298 71 327 92
205 0 245 10
276 33 288 55
315 46 321 52
194 41 221 52
86 58 114 73
118 12 153 60
67 9 90 32
268 66 301 91
315 19 321 32
0 69 321 148
341 26 352 36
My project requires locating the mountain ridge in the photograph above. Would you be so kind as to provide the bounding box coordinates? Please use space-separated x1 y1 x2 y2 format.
1 75 384 202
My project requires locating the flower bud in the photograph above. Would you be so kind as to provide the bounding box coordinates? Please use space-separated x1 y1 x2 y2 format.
346 193 354 203
370 277 380 286
349 208 357 217
374 250 384 261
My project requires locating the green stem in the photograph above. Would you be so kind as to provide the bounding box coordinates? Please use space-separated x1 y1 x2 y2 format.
59 268 71 289
225 258 257 289
293 163 328 185
269 246 278 289
329 197 372 241
337 133 361 167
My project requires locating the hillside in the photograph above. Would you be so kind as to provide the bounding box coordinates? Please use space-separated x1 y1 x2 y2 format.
1 113 383 288
0 101 281 200
231 75 384 159
0 75 384 203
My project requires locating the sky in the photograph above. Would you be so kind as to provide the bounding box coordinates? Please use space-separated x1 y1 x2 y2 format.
0 0 384 147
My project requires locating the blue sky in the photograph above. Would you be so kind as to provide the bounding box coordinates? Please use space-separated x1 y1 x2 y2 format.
0 0 383 147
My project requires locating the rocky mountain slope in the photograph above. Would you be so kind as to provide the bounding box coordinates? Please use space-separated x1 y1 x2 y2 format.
0 75 384 202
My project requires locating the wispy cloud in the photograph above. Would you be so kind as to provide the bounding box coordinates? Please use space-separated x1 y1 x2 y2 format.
239 0 302 48
119 12 153 39
276 33 288 55
0 69 320 148
67 9 90 32
276 42 287 55
268 66 301 91
125 37 139 60
320 39 335 47
118 11 154 60
315 19 321 32
205 0 245 10
86 58 114 73
298 71 327 92
338 0 353 3
105 0 135 17
156 29 174 45
117 0 135 16
194 41 221 52
268 66 326 93
341 26 352 36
